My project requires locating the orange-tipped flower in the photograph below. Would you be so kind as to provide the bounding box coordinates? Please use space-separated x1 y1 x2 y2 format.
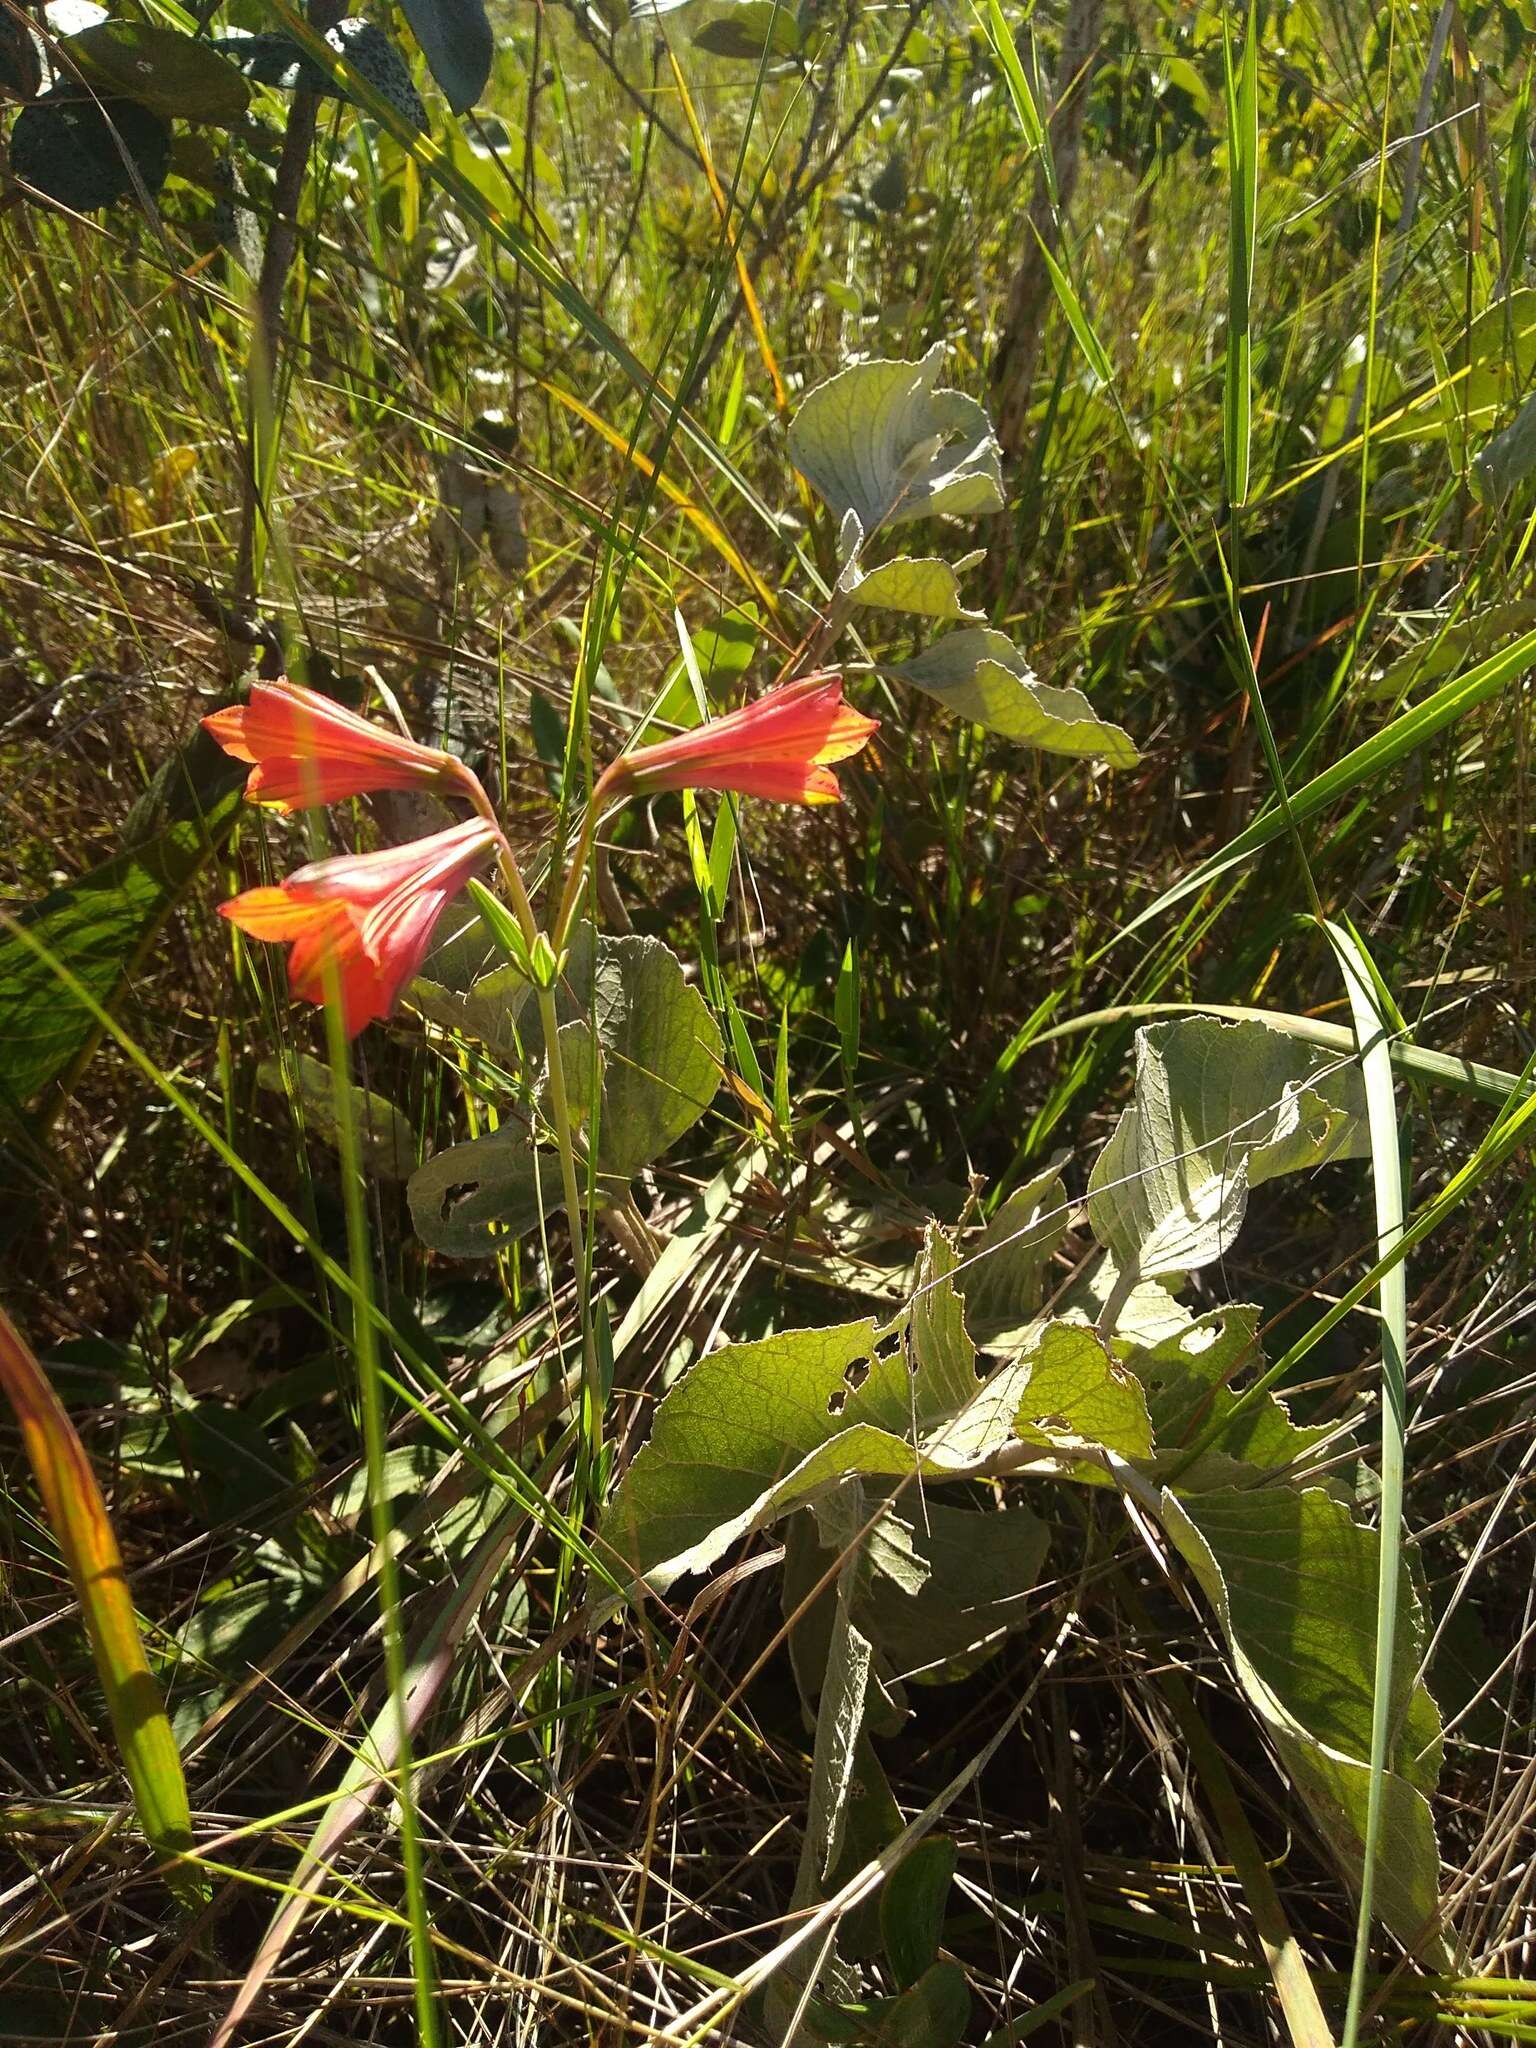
203 679 462 812
601 673 878 807
220 818 498 1038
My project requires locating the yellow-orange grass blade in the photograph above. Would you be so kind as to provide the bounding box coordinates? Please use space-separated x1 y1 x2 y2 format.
666 49 789 421
539 377 778 615
0 1305 196 1893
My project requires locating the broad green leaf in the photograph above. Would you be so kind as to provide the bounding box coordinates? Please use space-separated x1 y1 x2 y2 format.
602 1230 976 1586
786 346 1004 538
1011 1320 1153 1460
605 1238 1151 1590
692 2 802 60
955 1164 1068 1348
881 1837 956 1989
855 1500 1049 1684
1378 287 1536 445
1161 1483 1443 1945
1120 1304 1330 1489
880 629 1139 766
1367 600 1536 702
406 1112 551 1256
1062 1255 1191 1346
409 929 722 1255
855 1960 972 2048
1087 1018 1367 1281
64 21 251 124
0 1307 196 1897
841 555 984 622
11 83 170 213
0 737 242 1122
396 0 490 112
257 1054 416 1181
922 1317 1152 1475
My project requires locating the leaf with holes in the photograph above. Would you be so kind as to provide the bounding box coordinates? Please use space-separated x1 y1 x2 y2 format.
923 1317 1153 1477
1120 1304 1332 1491
1161 1482 1443 1946
1087 1017 1367 1283
787 346 1004 539
880 629 1139 766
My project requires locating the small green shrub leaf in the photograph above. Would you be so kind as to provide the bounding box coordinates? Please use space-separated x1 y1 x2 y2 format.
64 21 251 124
692 3 803 62
855 1500 1049 1683
407 1114 551 1256
1087 1017 1367 1282
954 1163 1068 1348
880 629 1139 766
256 1054 416 1182
787 346 1004 538
409 929 722 1256
395 0 490 113
10 85 171 210
840 554 985 622
605 1234 1146 1588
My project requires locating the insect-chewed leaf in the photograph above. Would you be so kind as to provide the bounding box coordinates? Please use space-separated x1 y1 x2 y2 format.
1120 1303 1332 1491
601 1231 1151 1592
326 18 428 131
1087 1016 1367 1282
881 628 1139 766
786 345 1004 539
1162 1482 1443 1946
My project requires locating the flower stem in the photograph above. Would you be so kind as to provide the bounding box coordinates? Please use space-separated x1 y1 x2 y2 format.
458 760 603 1490
535 981 603 1492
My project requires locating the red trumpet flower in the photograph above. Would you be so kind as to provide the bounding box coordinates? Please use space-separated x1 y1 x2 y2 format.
203 679 463 812
599 673 878 807
220 819 499 1037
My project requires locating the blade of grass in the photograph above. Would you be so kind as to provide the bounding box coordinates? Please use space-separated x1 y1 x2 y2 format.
1327 917 1411 2046
315 988 438 2047
1222 0 1259 509
0 1305 196 1899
